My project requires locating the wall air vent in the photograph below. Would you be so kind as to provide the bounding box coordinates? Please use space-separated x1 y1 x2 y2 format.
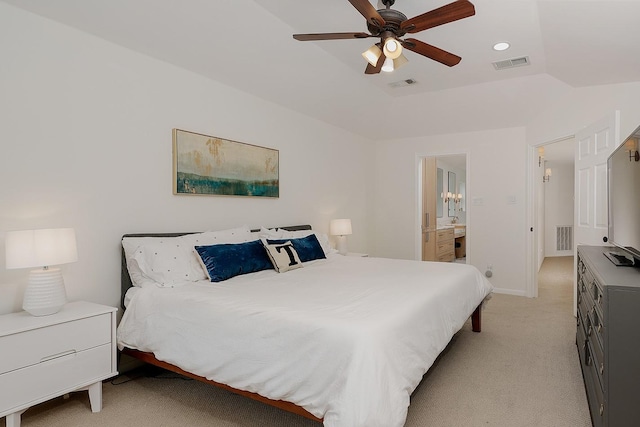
389 78 418 88
492 56 530 70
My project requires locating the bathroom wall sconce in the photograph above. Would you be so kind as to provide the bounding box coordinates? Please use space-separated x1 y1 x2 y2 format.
442 192 463 204
538 147 545 167
543 168 552 183
626 138 640 162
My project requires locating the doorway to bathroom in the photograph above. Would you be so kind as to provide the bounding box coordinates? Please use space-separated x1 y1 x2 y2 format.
419 154 467 263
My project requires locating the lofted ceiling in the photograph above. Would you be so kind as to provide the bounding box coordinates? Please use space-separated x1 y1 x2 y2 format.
3 0 640 141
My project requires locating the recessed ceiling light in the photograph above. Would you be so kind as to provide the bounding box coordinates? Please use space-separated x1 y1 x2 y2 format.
493 42 510 51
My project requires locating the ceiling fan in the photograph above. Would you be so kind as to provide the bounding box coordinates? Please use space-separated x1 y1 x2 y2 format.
293 0 475 74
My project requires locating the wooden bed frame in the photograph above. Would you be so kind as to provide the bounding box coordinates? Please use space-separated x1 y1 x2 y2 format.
119 225 483 423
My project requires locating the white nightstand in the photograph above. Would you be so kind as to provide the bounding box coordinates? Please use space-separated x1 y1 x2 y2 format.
0 301 118 427
345 252 369 257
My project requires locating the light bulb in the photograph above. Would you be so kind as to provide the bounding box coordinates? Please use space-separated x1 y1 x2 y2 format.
381 57 394 72
383 38 402 60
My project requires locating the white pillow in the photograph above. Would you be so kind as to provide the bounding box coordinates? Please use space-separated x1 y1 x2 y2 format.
185 225 253 246
122 225 253 287
122 236 174 288
132 238 204 287
258 226 284 239
263 241 303 273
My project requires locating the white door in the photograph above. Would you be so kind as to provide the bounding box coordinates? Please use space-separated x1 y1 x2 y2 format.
574 112 619 247
573 111 620 311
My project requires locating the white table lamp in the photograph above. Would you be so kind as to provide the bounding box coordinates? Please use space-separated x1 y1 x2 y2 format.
5 228 78 316
330 219 352 255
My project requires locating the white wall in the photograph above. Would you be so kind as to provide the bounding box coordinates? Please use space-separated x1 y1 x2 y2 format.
0 4 373 314
372 128 528 296
527 81 640 146
543 162 575 257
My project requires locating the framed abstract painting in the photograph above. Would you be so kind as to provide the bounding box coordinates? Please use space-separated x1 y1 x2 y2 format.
173 129 279 198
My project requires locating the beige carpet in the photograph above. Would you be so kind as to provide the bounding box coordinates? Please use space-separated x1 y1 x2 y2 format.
4 256 591 427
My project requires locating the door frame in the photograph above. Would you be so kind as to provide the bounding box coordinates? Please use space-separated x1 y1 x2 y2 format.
525 135 575 298
526 111 620 303
415 150 470 262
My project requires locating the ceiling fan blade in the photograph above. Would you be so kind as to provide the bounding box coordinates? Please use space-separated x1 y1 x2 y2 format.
365 51 386 74
402 38 461 67
401 0 475 33
348 0 386 29
293 32 372 41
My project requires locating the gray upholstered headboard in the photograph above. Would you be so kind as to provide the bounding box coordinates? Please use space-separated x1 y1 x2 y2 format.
120 225 312 309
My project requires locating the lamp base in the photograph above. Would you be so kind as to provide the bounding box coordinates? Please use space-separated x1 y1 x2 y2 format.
335 235 349 255
23 267 67 316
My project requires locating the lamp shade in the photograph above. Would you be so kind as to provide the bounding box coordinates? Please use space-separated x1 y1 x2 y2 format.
6 228 78 269
5 228 77 316
329 219 352 236
362 44 382 67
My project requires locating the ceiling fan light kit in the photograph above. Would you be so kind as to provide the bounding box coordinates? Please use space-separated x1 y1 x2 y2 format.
292 0 476 74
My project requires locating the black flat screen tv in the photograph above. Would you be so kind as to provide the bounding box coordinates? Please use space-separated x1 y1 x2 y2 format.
606 125 640 266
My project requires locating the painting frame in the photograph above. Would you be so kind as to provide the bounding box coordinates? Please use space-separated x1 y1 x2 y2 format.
172 129 279 198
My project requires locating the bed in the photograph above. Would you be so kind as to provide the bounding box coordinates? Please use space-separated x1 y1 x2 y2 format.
116 225 492 427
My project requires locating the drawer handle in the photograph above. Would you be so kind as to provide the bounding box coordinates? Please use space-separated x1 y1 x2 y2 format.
597 324 602 333
40 349 77 363
587 326 592 337
599 363 604 376
599 404 604 416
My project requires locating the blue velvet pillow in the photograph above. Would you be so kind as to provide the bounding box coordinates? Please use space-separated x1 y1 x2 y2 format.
266 234 326 263
195 240 273 282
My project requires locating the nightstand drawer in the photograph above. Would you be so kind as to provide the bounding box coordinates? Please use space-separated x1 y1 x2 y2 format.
0 313 111 374
0 343 112 414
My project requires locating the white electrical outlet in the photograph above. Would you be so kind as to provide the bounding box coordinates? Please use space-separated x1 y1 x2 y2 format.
485 264 493 278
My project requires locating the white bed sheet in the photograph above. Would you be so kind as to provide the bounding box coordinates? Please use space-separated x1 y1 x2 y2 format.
117 254 492 427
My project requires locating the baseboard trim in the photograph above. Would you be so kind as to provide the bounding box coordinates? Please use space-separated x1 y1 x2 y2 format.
491 288 527 297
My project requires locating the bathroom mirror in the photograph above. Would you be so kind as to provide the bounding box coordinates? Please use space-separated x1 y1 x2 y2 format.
448 171 456 217
436 168 443 218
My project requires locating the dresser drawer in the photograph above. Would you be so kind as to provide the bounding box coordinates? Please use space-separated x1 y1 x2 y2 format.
0 313 111 374
588 306 604 352
436 228 453 238
437 250 455 262
585 340 605 427
437 241 454 252
0 343 112 414
577 315 587 365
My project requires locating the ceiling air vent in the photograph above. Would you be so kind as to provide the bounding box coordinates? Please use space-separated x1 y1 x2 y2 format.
492 56 530 70
389 78 418 88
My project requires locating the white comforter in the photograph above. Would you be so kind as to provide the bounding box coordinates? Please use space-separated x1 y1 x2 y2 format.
117 254 492 427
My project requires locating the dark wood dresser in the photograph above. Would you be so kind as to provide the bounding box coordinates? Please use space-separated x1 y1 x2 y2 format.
576 245 640 427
